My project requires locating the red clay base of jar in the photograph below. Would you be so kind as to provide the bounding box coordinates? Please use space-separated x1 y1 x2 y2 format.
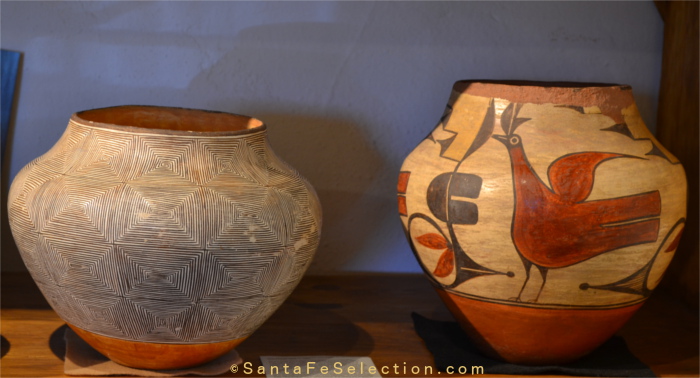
436 289 643 365
68 324 247 370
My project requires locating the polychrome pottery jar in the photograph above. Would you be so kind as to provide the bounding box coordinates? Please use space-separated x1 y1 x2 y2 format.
398 81 686 365
8 106 322 369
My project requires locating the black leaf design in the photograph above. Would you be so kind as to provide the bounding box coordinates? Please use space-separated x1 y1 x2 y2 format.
501 103 514 135
462 99 496 160
555 105 585 114
502 102 529 135
438 135 456 156
511 117 531 133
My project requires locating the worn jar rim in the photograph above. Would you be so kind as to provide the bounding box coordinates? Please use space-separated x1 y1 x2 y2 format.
452 80 635 108
454 79 630 89
72 105 266 136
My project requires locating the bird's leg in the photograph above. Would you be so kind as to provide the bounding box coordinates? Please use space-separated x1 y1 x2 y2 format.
511 257 532 302
532 266 548 303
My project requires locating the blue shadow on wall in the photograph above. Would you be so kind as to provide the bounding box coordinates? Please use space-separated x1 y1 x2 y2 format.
2 49 21 162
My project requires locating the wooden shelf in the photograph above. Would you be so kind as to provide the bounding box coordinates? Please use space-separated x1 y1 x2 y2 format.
1 272 697 377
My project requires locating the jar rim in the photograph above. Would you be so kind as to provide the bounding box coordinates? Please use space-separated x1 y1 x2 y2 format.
453 80 631 90
452 80 635 109
72 105 265 136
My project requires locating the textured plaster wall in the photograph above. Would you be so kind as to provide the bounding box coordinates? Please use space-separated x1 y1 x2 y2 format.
1 1 664 273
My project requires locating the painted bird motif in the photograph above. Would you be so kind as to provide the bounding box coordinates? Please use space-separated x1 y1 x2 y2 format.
493 132 661 303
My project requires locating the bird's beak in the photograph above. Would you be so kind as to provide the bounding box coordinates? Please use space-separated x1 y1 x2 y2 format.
492 134 509 145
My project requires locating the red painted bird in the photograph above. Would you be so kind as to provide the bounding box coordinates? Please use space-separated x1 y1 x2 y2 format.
493 133 661 302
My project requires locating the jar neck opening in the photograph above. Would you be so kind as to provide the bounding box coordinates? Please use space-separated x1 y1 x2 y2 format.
454 80 629 90
451 80 635 110
74 105 264 135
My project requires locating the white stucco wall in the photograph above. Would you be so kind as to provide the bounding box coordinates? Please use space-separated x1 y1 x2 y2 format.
1 1 664 273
